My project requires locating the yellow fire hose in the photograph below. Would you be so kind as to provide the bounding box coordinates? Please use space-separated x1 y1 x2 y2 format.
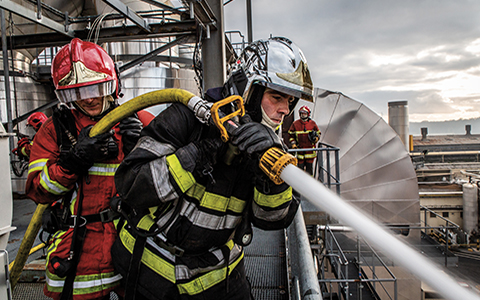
9 89 197 290
10 88 294 290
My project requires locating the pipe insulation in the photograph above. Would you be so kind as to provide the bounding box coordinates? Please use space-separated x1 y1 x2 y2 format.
281 164 480 300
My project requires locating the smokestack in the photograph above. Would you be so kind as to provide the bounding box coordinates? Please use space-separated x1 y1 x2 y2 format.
466 124 471 136
421 127 428 141
388 100 409 151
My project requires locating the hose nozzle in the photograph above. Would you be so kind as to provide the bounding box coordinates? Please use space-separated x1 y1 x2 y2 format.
259 147 297 185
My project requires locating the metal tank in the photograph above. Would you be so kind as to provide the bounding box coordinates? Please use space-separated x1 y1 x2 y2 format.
91 0 198 114
462 183 478 235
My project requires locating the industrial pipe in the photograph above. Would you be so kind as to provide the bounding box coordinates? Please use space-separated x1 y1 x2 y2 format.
281 164 480 300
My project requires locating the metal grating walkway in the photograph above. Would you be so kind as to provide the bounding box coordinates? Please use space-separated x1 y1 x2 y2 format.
244 227 289 300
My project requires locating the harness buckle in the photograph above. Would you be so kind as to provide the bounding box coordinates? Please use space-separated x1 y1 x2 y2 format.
99 209 116 223
70 215 87 228
173 246 185 257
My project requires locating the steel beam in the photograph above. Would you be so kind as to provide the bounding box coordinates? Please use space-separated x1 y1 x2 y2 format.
102 0 151 32
0 0 74 37
2 20 196 50
139 0 183 14
201 0 225 92
119 35 190 72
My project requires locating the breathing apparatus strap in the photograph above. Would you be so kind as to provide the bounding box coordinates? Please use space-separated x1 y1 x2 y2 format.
60 182 87 300
123 197 184 300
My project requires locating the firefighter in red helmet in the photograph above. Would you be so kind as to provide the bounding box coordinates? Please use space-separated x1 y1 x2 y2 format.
13 112 47 158
288 105 320 175
25 38 152 300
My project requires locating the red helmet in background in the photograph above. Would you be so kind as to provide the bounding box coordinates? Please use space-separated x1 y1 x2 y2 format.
299 106 311 119
27 112 48 131
52 38 119 104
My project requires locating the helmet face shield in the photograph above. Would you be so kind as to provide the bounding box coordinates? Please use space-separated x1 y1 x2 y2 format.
52 38 119 102
55 80 116 104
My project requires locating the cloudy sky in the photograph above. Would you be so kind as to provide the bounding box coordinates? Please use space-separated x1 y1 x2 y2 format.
222 0 480 123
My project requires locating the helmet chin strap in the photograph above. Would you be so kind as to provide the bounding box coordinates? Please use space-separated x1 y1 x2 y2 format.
260 106 281 132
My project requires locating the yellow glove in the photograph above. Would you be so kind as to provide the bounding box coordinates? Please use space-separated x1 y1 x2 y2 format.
291 142 298 149
313 136 319 144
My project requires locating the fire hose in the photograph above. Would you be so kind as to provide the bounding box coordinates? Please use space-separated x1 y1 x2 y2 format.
10 88 480 300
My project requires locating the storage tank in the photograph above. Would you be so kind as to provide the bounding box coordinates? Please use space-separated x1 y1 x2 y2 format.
462 183 478 234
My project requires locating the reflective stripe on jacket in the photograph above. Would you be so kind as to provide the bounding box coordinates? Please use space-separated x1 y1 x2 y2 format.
113 103 295 295
25 109 151 300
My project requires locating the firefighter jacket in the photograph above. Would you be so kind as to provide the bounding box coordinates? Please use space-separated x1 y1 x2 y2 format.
112 103 299 297
25 108 152 300
288 118 320 163
19 139 33 158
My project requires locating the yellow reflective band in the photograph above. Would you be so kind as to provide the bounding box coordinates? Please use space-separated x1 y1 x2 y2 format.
304 153 316 159
185 183 246 214
88 163 119 176
166 154 195 193
254 186 292 208
45 230 68 266
28 158 48 174
39 165 70 195
46 270 121 294
177 252 244 295
69 191 77 215
119 224 176 283
137 214 156 231
21 147 28 157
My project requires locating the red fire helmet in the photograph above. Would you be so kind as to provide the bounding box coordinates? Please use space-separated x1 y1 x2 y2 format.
27 112 48 131
52 38 118 104
299 105 311 117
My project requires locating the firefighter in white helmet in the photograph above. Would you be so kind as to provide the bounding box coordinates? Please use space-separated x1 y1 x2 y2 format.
111 36 314 300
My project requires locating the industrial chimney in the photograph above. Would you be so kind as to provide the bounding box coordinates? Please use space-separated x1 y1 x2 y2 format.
421 127 428 141
388 100 409 151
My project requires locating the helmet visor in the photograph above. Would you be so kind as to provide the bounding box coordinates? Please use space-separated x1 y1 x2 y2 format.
254 80 312 101
55 80 115 104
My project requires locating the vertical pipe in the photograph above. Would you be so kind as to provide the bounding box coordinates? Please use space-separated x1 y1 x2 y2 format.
202 0 226 92
1 9 13 151
246 0 252 43
335 149 340 195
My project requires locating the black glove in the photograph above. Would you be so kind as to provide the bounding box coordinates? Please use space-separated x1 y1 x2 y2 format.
58 125 117 175
231 116 282 155
119 116 143 155
175 138 224 173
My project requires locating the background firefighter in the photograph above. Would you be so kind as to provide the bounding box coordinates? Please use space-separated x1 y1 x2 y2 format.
111 37 314 300
12 112 48 159
25 38 153 300
288 105 321 175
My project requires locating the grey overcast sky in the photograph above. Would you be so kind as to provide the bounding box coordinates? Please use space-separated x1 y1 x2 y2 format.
221 0 480 122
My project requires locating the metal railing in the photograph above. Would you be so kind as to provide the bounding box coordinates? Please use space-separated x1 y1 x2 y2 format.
420 205 464 266
288 142 341 195
318 225 397 300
